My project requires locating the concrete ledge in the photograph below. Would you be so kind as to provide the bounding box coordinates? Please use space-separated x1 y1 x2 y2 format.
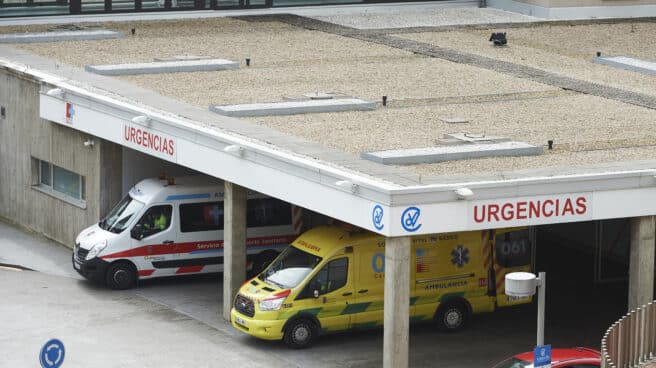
488 0 656 19
210 98 376 117
361 141 543 165
594 56 656 76
0 29 124 43
84 59 239 76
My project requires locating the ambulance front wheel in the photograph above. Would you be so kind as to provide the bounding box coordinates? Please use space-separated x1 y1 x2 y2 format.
105 261 137 290
435 301 469 332
283 318 318 349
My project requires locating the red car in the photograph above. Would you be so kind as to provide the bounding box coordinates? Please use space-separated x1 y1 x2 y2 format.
493 347 601 368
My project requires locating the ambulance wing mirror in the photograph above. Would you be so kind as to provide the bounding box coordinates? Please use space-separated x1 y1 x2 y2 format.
131 224 144 240
310 281 320 298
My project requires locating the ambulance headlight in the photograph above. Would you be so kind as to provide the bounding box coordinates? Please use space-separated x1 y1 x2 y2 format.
259 290 291 311
86 240 108 260
259 297 285 311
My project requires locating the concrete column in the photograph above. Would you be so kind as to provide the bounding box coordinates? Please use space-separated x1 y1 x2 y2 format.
222 181 247 321
383 236 411 368
628 216 655 311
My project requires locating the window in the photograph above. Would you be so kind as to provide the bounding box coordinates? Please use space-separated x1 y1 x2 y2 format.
297 257 348 299
99 195 145 234
495 229 531 268
32 158 86 206
247 198 291 228
180 202 223 233
135 205 172 238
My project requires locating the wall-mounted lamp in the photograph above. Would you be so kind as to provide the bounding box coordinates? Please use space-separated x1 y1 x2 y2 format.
46 88 65 98
131 115 151 125
224 144 244 157
336 180 359 194
83 139 95 147
454 187 474 200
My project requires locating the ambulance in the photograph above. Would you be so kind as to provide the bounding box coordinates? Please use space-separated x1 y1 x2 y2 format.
231 224 532 348
72 176 302 290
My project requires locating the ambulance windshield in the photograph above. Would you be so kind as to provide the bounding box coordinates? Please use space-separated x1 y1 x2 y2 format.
99 195 145 234
260 246 322 289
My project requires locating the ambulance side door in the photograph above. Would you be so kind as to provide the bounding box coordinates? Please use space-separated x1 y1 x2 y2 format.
130 204 177 272
351 240 386 329
294 253 354 333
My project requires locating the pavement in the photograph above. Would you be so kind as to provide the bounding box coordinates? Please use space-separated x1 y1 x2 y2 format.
0 217 632 367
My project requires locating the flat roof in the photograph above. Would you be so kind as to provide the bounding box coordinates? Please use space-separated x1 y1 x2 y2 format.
8 16 656 179
2 6 656 235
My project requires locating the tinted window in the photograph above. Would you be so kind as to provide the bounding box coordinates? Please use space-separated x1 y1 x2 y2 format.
496 229 531 268
298 257 348 299
247 198 291 228
180 202 223 233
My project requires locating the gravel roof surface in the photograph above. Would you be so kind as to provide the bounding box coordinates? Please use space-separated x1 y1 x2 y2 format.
398 22 656 99
4 16 656 179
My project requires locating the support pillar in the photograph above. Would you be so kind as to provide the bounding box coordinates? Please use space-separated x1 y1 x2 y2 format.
628 216 655 311
222 181 247 321
383 236 411 368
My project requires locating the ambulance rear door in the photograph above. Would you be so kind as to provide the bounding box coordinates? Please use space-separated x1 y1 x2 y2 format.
493 227 533 307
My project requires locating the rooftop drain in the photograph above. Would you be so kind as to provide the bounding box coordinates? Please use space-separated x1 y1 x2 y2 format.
0 29 124 43
84 58 239 76
210 98 375 117
361 133 542 165
593 55 656 76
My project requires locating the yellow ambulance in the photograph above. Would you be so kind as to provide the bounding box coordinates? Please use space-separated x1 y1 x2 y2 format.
231 224 532 348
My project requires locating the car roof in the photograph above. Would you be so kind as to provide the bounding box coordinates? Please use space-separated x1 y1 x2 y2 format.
514 347 600 363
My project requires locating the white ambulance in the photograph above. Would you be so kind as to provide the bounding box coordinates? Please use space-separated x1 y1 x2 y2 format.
73 176 302 289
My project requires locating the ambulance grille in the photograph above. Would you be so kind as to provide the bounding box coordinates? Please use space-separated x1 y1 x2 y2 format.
234 294 255 317
76 246 89 262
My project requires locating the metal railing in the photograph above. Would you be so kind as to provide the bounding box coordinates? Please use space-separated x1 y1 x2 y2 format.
602 301 656 368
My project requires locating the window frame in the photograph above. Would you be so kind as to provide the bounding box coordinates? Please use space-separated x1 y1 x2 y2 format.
31 157 87 209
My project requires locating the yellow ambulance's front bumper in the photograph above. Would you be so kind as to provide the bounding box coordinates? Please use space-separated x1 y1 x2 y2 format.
231 308 286 341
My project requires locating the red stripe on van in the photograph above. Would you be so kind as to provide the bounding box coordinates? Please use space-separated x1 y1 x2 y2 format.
138 269 155 277
100 235 297 260
176 265 204 274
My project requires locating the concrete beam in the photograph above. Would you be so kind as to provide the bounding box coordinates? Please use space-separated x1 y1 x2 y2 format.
383 236 411 368
628 216 655 311
222 181 247 321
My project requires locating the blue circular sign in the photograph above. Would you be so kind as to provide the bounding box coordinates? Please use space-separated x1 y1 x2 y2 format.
401 206 422 232
40 339 65 368
372 205 384 230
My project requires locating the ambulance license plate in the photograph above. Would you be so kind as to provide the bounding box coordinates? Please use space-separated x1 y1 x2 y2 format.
234 316 246 327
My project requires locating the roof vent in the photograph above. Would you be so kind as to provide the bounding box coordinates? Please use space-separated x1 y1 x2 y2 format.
361 132 542 165
593 55 656 76
85 58 239 76
210 97 375 117
304 92 336 100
